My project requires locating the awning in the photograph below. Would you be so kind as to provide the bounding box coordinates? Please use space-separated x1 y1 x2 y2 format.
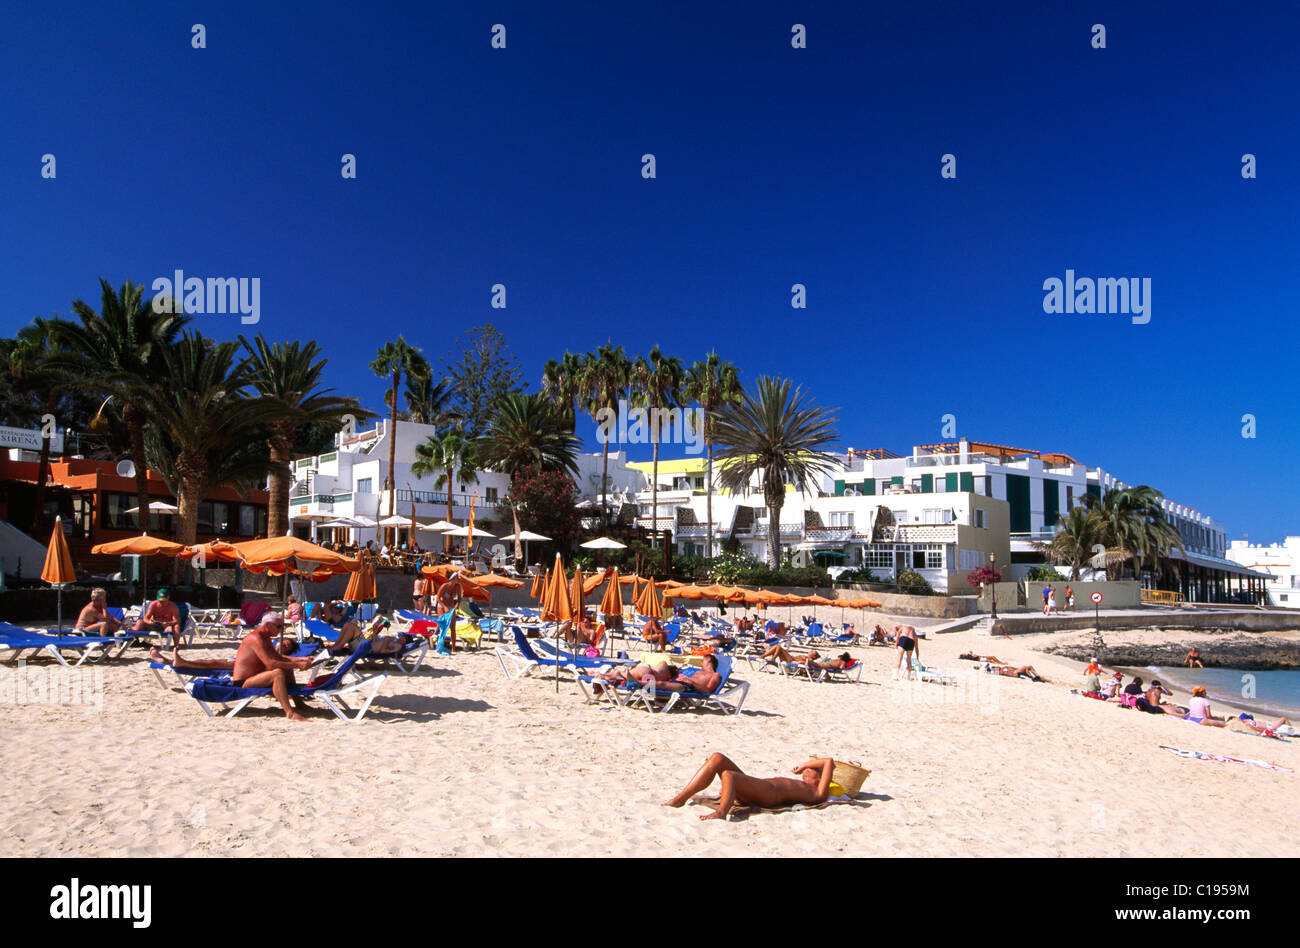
1166 548 1272 579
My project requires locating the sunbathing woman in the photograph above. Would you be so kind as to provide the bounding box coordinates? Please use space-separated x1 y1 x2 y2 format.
662 753 836 821
760 644 853 671
1227 713 1295 737
959 652 1005 663
986 662 1049 682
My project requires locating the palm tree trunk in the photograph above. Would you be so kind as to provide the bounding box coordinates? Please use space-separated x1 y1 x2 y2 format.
30 391 56 534
445 460 454 553
705 435 714 559
175 455 205 546
387 372 400 545
601 438 610 528
124 404 150 532
767 503 781 568
510 498 523 563
266 427 293 538
651 409 660 551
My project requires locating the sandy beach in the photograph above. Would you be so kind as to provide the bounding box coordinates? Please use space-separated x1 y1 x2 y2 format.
2 617 1297 858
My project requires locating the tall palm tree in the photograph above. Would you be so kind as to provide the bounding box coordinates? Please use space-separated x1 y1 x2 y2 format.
370 337 429 541
402 373 458 426
128 334 280 545
4 318 72 533
683 352 742 558
1037 506 1104 580
240 335 367 538
54 279 189 529
540 351 588 433
631 346 684 551
712 376 839 567
584 343 632 527
411 429 479 552
1085 485 1183 581
476 392 579 561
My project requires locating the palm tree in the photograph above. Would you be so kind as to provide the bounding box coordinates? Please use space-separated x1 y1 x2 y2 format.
128 334 280 544
1084 485 1183 582
584 343 632 527
631 346 684 551
370 337 429 540
540 351 588 433
4 318 72 534
476 392 579 561
240 335 367 538
402 373 458 426
683 352 742 558
1037 506 1104 580
54 279 189 529
712 376 839 567
411 429 479 552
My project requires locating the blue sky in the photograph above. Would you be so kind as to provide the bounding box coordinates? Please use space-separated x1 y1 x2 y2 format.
2 1 1296 542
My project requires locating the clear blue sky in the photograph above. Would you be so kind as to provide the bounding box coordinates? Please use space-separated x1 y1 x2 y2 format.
2 1 1296 542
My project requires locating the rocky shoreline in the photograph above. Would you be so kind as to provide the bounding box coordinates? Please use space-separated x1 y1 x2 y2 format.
1045 630 1300 671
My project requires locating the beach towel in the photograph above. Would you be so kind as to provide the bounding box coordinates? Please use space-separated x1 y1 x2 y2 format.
687 793 857 821
1158 745 1293 773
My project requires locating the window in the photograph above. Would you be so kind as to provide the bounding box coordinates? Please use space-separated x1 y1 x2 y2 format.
239 504 256 536
911 544 943 569
910 478 923 493
211 502 230 535
974 508 987 529
694 477 704 489
830 511 854 528
934 477 947 493
864 545 893 568
485 487 499 504
357 478 373 494
923 508 953 524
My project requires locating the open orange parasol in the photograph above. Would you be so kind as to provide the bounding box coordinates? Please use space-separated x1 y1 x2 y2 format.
91 534 186 557
342 558 377 602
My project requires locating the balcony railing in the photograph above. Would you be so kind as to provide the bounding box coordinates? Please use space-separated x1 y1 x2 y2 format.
395 488 505 509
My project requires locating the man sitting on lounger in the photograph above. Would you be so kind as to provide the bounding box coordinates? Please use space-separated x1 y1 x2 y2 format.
641 616 669 650
663 753 836 821
231 612 317 722
134 588 182 646
75 588 121 635
318 602 364 651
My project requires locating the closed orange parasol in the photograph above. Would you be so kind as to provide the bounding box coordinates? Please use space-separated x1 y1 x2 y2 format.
541 554 572 623
42 518 77 632
569 565 587 617
599 568 624 616
635 575 663 617
530 570 545 598
342 559 377 602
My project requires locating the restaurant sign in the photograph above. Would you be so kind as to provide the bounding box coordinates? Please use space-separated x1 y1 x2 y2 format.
0 424 64 453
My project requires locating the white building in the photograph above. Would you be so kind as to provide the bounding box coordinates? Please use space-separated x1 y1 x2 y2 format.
1226 538 1296 607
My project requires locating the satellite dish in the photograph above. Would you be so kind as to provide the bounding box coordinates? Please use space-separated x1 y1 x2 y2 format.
116 460 136 478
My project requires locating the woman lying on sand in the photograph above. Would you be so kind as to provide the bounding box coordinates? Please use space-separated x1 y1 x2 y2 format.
984 662 1049 682
662 753 836 821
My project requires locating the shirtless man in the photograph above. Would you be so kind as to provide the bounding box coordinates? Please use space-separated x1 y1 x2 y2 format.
590 660 678 694
656 654 723 694
663 753 836 821
642 616 669 650
894 624 919 678
230 612 316 721
561 612 601 648
437 573 464 650
134 588 182 647
75 588 121 635
986 662 1049 682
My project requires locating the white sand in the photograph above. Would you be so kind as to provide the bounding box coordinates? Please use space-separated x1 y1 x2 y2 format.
1 621 1296 857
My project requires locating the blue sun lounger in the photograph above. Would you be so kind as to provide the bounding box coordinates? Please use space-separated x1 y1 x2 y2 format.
185 638 386 721
495 626 618 680
0 622 132 667
627 656 749 714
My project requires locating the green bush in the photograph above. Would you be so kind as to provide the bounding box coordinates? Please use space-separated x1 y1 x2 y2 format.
894 569 934 595
1027 565 1066 582
836 567 877 584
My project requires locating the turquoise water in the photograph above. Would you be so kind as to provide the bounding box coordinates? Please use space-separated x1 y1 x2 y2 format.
1146 666 1300 719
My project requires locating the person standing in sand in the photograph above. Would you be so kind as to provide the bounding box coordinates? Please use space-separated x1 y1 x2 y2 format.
894 624 919 678
437 573 464 650
662 753 836 821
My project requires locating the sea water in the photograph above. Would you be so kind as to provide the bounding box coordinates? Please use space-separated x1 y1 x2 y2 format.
1146 666 1300 720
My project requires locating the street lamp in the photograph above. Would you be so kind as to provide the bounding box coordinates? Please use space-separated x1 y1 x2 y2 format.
989 552 999 623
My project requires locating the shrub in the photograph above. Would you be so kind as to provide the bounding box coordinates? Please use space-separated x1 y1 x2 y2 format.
1027 565 1066 582
894 569 934 595
966 565 1002 589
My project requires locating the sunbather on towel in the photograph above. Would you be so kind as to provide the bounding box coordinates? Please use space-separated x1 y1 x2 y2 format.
1227 713 1295 737
134 588 182 647
231 612 317 722
759 644 851 670
75 588 121 635
662 753 836 821
985 662 1049 682
959 652 1004 664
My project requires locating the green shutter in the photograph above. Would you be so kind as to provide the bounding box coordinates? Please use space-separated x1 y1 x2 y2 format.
921 473 933 493
1006 474 1032 534
834 480 845 496
1043 479 1059 529
1086 483 1102 501
945 473 958 492
959 472 974 493
891 476 903 486
863 478 875 496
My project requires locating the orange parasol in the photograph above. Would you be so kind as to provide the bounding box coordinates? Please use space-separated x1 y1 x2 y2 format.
342 559 377 602
41 518 77 633
91 534 186 557
231 536 361 577
530 570 545 598
422 569 492 603
599 568 624 616
583 567 613 596
540 553 572 623
634 575 663 617
471 573 525 589
569 565 587 617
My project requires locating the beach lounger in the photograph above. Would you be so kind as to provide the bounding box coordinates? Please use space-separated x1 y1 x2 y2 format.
184 639 387 722
495 627 616 680
0 622 132 667
912 661 956 685
627 657 749 715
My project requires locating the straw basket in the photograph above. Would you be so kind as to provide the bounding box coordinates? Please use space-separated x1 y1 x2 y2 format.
829 759 871 797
